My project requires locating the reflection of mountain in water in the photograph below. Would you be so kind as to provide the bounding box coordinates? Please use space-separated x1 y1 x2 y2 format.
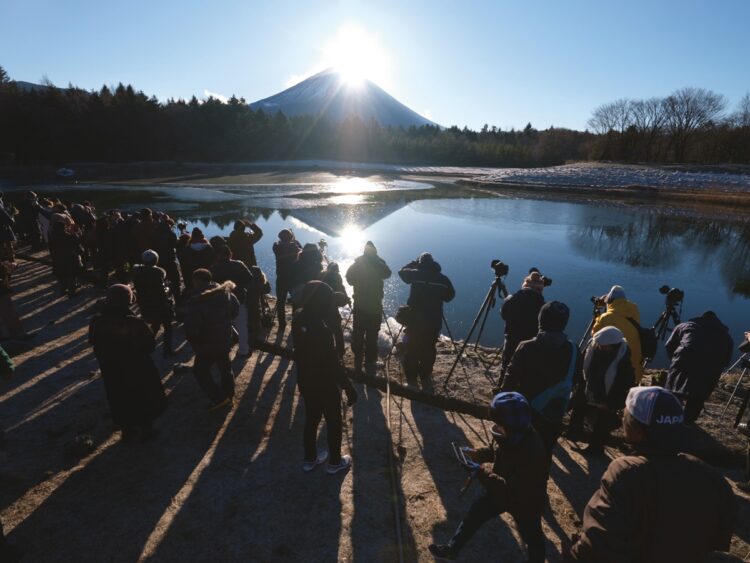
569 212 750 295
286 199 408 237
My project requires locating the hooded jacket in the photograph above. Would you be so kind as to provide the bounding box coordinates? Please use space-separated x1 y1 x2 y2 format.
178 242 215 285
501 286 545 342
582 328 634 410
398 259 455 332
211 258 254 303
228 224 263 268
184 282 240 355
665 314 733 399
346 253 392 314
132 264 171 320
570 447 736 563
272 239 302 282
592 298 644 383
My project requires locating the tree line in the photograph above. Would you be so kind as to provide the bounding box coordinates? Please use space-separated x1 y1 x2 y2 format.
0 65 747 167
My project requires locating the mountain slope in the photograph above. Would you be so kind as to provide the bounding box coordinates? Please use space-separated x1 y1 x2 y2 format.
250 69 436 128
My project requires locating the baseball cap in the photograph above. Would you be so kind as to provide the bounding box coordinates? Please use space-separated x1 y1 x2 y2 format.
625 386 684 427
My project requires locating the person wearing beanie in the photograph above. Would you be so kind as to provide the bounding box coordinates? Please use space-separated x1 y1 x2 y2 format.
211 245 255 356
567 326 634 454
568 386 736 562
346 241 391 372
48 213 83 297
150 215 183 304
398 253 456 382
499 268 547 381
664 310 733 424
429 392 548 562
292 281 358 475
592 285 644 383
501 300 582 464
272 229 302 329
228 219 263 269
132 249 175 357
89 284 167 442
177 228 215 292
184 269 240 410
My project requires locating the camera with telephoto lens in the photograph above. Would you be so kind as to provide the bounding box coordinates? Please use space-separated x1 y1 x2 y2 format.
590 295 606 308
659 285 684 306
528 266 552 287
490 260 509 277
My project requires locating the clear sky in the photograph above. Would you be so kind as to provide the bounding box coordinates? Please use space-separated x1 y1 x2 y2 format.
1 0 748 130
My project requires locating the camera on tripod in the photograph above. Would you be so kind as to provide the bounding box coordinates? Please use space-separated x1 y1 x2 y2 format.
528 266 552 286
590 295 606 308
490 259 509 277
659 285 684 307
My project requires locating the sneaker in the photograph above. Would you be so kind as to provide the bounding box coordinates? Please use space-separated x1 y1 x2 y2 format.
326 454 352 475
207 397 232 412
737 422 750 438
428 544 456 561
737 480 750 494
302 450 329 472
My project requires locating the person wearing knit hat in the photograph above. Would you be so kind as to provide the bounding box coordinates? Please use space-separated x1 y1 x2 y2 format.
501 300 581 466
346 240 392 371
592 284 644 384
132 250 175 357
429 392 547 562
569 386 737 562
499 268 547 382
272 229 302 329
228 219 263 269
89 283 166 442
177 228 215 292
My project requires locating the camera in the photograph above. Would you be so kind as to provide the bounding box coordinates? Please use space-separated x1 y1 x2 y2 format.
659 285 684 306
528 266 551 286
590 295 606 307
490 260 509 277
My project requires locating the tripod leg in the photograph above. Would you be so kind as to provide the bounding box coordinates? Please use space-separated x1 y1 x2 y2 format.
724 367 748 418
734 385 750 428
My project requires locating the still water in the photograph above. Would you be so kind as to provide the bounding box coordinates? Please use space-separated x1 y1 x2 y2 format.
25 176 750 366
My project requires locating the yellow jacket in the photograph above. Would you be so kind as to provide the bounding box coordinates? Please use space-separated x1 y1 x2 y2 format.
592 298 644 383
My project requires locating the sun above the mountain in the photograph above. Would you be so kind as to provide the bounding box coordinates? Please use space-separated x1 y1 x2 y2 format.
324 25 390 87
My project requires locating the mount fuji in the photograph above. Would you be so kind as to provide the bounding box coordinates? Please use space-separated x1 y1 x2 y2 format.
249 68 437 128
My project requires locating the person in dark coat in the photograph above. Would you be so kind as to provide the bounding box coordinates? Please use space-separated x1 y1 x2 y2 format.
398 252 455 382
665 311 734 424
150 216 182 304
0 194 17 262
228 220 263 268
246 265 272 347
500 270 546 381
430 392 548 562
89 284 167 441
132 250 175 357
568 326 634 454
346 241 391 372
568 386 736 563
272 229 302 329
184 269 239 409
292 281 358 474
211 245 254 356
320 261 350 359
178 228 215 293
502 301 582 464
48 217 83 297
292 243 324 292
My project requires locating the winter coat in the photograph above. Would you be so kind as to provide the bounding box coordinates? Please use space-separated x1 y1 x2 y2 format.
184 282 240 355
228 225 263 268
346 254 391 314
211 258 254 303
293 247 324 288
501 287 544 343
570 448 736 563
592 298 644 383
273 239 302 284
582 341 634 411
89 304 167 428
503 330 583 425
132 264 172 321
473 427 548 522
398 260 455 333
48 225 83 279
178 242 215 286
150 223 178 265
0 204 16 243
665 315 733 400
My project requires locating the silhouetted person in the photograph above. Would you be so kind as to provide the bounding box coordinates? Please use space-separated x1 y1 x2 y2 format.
292 281 357 474
150 216 182 303
132 250 175 357
272 229 301 328
48 215 83 297
398 252 455 382
665 311 733 424
346 241 391 372
430 392 547 562
321 261 349 359
184 269 239 410
568 387 736 562
89 284 167 442
500 270 546 380
178 228 215 292
228 220 263 268
211 245 254 357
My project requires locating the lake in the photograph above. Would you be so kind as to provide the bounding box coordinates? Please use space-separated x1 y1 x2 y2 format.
14 174 750 367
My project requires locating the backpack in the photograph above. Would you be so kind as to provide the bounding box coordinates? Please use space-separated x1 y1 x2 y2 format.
627 317 658 360
530 341 578 423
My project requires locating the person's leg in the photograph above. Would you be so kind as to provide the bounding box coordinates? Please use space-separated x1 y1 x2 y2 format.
402 329 419 381
364 311 381 364
322 387 343 465
276 279 287 327
499 335 519 381
514 514 546 563
162 318 174 356
192 353 224 404
446 493 503 554
683 395 704 424
351 310 365 369
0 296 24 337
216 350 235 399
417 330 438 380
235 304 249 355
302 392 324 462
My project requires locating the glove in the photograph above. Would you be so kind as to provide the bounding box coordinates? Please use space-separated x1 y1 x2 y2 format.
344 386 358 406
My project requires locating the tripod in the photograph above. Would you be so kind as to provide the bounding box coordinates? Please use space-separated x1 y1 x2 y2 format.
578 299 604 351
653 299 682 341
443 273 508 389
720 353 749 419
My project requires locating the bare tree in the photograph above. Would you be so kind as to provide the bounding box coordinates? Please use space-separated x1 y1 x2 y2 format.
630 97 665 160
662 87 726 161
731 92 750 128
587 98 632 134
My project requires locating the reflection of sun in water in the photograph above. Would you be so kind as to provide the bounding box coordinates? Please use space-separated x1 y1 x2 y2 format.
330 177 381 194
330 194 366 205
339 224 366 257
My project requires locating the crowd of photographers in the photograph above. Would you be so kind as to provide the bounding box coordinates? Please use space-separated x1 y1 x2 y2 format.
0 190 748 562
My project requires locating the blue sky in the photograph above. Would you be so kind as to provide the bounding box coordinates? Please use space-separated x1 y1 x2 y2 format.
1 0 748 130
